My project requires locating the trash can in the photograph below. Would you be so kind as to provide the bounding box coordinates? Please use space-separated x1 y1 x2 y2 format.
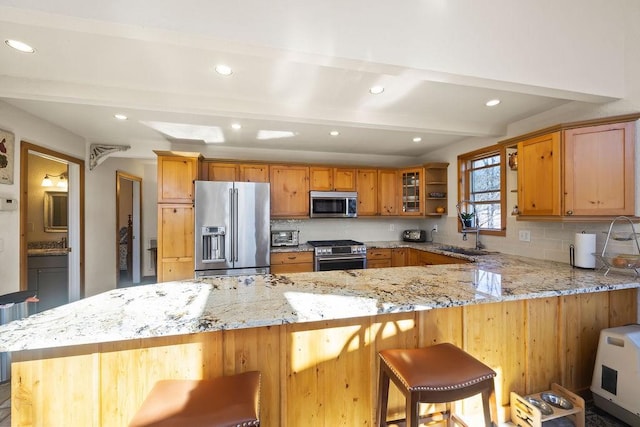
0 290 38 383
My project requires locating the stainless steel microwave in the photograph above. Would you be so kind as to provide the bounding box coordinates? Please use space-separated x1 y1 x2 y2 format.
310 191 358 218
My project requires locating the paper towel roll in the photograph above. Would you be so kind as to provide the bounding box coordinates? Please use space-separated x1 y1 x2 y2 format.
574 233 596 268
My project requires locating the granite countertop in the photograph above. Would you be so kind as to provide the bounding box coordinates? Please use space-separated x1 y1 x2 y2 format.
2 246 639 353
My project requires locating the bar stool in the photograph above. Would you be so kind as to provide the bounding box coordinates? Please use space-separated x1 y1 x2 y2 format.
377 343 497 427
129 371 261 427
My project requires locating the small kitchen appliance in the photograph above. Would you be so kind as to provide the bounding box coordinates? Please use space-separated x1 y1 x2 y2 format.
309 191 358 218
307 239 366 271
271 230 299 247
402 229 427 242
590 324 640 426
194 181 271 277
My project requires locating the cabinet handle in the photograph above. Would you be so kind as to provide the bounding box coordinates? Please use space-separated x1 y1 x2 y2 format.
566 210 573 215
287 256 296 260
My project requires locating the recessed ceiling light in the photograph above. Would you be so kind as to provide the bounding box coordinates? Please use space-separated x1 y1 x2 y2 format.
330 130 340 136
413 137 422 143
5 39 35 53
485 99 501 107
114 114 128 120
369 85 385 95
215 64 233 76
231 123 242 130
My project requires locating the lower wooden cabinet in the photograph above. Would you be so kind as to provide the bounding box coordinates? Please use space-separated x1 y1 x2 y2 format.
408 248 470 266
367 248 391 269
271 252 314 274
391 248 407 267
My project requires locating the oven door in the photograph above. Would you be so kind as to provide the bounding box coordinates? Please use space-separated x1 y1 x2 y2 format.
315 255 367 271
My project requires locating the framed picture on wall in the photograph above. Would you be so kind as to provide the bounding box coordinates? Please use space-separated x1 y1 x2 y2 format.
0 128 15 185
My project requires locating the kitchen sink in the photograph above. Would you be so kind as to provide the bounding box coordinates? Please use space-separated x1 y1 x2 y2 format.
438 246 491 256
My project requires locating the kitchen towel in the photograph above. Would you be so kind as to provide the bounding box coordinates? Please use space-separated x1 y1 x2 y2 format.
574 232 596 268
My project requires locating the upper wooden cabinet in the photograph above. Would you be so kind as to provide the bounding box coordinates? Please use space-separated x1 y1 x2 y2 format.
564 122 635 216
310 167 356 191
424 163 449 216
399 167 424 216
356 169 378 216
156 153 201 203
517 132 562 216
239 164 270 182
515 119 636 219
204 162 238 182
270 165 310 217
378 169 398 216
204 162 269 183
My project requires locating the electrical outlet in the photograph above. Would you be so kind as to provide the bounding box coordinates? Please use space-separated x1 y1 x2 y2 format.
389 223 395 232
519 230 531 242
432 225 438 233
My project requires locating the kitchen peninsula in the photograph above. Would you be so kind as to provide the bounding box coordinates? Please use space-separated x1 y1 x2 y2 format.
1 249 638 426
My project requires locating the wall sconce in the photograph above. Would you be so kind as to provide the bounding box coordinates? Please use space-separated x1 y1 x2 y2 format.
42 172 68 189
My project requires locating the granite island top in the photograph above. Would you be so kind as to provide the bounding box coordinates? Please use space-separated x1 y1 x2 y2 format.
1 244 638 353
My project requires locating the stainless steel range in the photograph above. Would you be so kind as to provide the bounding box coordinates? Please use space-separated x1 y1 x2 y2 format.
307 239 367 271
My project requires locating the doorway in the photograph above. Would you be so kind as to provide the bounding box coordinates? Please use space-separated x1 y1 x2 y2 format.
116 171 143 287
20 142 84 309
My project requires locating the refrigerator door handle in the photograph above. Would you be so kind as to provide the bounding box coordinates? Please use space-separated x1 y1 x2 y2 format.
233 188 239 262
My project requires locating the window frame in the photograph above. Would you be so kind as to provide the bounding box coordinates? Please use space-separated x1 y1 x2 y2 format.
457 144 507 237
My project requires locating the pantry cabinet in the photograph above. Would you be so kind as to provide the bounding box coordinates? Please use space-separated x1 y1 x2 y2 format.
309 167 356 191
356 169 378 216
270 165 310 217
378 169 399 216
155 152 200 282
564 122 635 216
157 204 194 282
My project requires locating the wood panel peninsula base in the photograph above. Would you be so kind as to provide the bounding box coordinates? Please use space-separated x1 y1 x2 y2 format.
3 259 638 426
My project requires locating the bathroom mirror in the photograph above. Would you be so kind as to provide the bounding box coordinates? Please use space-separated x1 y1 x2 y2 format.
44 191 68 232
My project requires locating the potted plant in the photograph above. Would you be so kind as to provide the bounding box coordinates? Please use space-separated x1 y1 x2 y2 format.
460 212 474 228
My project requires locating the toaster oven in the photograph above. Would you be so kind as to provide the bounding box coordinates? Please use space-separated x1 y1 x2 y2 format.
271 230 299 247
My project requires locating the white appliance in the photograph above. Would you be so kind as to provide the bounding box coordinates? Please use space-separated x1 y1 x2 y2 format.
590 324 640 426
194 181 271 277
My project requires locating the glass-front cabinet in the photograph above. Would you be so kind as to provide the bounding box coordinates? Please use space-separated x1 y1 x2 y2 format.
400 167 424 215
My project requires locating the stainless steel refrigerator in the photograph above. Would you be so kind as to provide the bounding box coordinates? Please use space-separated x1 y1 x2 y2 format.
194 181 271 277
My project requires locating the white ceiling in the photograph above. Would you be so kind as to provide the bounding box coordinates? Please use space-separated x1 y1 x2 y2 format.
0 1 624 166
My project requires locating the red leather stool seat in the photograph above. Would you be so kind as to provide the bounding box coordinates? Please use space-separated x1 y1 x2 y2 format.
129 371 261 427
377 343 497 427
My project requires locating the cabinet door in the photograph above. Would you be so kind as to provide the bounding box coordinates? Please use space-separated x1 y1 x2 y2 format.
205 162 238 182
564 122 635 216
157 204 194 282
356 169 378 216
367 259 392 269
333 168 356 191
157 155 199 203
378 169 398 216
270 165 310 217
239 164 269 182
309 167 333 191
36 267 69 312
400 167 424 215
517 132 562 216
391 248 407 267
